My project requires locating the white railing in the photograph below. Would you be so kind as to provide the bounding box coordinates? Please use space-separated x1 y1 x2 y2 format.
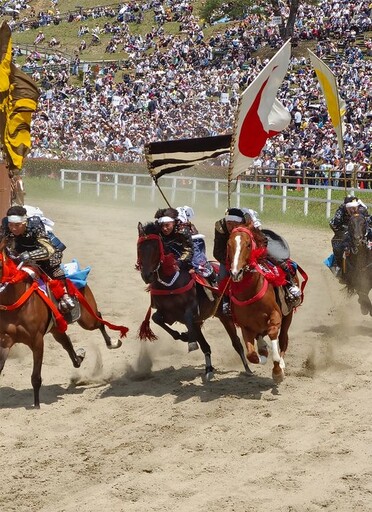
60 169 366 219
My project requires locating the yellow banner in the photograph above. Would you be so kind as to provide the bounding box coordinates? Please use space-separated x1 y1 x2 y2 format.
0 21 39 170
308 50 346 153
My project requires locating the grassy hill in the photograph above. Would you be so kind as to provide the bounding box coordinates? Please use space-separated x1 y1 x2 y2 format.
8 0 367 67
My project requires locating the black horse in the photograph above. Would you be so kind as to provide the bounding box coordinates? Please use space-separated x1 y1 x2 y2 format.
344 213 372 315
137 222 251 380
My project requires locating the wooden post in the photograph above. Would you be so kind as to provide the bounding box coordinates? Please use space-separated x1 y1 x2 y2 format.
0 162 11 219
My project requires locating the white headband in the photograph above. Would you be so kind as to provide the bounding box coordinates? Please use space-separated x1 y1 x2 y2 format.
157 216 176 223
225 214 243 223
8 215 27 223
345 201 359 208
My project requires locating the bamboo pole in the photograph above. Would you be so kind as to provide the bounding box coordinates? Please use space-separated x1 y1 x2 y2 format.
0 162 11 218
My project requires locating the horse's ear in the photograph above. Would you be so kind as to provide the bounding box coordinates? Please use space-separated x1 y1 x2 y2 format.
138 222 143 236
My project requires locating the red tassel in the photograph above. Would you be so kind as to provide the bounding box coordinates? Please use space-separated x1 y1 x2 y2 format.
49 279 65 299
138 305 158 341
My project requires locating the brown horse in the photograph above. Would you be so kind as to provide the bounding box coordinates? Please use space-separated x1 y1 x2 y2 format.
137 222 251 380
0 250 126 408
226 226 304 383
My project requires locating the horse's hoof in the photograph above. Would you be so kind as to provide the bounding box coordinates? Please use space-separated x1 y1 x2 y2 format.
360 306 369 315
107 339 122 349
76 348 86 361
188 342 199 352
272 370 285 383
247 352 260 364
258 355 268 365
205 370 214 382
258 348 269 358
179 332 189 342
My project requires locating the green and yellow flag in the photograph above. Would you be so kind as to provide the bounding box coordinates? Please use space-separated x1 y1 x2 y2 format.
308 49 346 154
0 21 39 170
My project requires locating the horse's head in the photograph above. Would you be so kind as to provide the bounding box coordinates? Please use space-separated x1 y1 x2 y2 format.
227 227 257 282
348 213 367 250
137 222 163 284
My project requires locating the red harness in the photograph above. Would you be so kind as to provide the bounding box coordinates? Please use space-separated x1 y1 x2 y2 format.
230 278 269 306
0 256 128 337
150 277 194 296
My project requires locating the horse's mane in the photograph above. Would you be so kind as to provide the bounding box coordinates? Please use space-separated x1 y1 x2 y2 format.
141 222 160 235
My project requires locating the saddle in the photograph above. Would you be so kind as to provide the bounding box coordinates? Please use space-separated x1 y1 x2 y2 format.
22 265 81 326
262 229 291 261
192 261 219 302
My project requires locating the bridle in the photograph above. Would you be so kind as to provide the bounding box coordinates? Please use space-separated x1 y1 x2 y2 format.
227 227 270 306
228 226 259 278
137 233 180 287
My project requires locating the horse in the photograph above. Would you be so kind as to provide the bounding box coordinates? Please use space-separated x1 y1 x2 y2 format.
0 248 127 408
343 213 372 315
137 222 251 380
226 226 304 383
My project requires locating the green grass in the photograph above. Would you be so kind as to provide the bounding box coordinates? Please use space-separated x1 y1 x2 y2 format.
10 0 209 63
24 176 357 231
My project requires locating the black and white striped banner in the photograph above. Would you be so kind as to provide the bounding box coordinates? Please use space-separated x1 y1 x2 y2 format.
145 134 232 181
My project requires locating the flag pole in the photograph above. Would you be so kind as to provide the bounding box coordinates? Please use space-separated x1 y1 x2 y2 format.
144 144 172 207
330 67 347 196
154 178 172 207
227 96 242 208
335 82 347 196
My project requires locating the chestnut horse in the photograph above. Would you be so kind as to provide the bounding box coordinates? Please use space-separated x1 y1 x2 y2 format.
0 249 126 408
344 213 372 315
137 222 251 380
226 226 304 383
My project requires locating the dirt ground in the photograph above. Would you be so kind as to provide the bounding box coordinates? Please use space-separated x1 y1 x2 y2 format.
1 197 372 512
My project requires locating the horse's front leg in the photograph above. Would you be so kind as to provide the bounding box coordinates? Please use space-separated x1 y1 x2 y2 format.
184 307 199 352
241 327 261 365
194 324 214 381
51 329 86 368
152 311 188 342
357 291 372 316
268 310 285 383
31 335 44 409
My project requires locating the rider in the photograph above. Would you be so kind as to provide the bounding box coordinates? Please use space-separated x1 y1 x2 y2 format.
0 205 75 312
176 205 216 284
329 195 370 276
213 207 301 314
154 207 194 272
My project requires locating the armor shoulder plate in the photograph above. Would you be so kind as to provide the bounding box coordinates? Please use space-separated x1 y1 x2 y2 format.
215 219 226 234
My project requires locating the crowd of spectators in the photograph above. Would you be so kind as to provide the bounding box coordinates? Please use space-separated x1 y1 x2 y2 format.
6 0 372 183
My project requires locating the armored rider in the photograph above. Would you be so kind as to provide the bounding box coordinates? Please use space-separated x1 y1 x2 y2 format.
0 205 75 312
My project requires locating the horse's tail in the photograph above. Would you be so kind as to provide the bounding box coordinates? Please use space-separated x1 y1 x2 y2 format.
138 305 158 341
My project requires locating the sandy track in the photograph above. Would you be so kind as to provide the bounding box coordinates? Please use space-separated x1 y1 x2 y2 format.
1 199 371 512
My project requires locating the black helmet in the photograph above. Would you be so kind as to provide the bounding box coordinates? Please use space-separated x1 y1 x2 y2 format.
224 208 245 222
344 195 358 205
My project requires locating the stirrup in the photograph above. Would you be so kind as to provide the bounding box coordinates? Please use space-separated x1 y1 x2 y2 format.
287 284 301 298
59 294 75 312
222 300 231 315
